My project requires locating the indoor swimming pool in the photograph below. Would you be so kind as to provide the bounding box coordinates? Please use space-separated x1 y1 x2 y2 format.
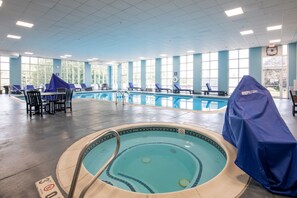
74 91 228 111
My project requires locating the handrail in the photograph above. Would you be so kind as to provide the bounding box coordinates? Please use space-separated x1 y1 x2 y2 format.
68 129 120 198
115 90 129 105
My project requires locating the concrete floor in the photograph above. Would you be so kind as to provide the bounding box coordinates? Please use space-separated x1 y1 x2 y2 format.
0 94 296 198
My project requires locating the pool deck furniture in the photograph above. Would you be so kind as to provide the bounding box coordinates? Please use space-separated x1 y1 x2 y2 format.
54 89 73 113
69 84 81 92
155 83 172 93
174 83 193 94
26 90 50 117
10 84 23 94
128 82 142 91
203 83 227 96
81 83 92 91
289 90 297 116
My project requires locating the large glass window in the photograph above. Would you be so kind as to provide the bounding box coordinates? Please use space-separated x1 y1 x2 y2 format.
202 52 218 91
133 61 141 87
61 60 85 84
229 49 249 94
262 45 287 98
112 64 118 90
0 56 10 88
161 57 173 88
21 56 53 87
146 59 155 89
91 63 108 86
121 62 128 89
180 55 193 89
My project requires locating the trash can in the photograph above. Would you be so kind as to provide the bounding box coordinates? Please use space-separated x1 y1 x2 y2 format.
3 86 10 94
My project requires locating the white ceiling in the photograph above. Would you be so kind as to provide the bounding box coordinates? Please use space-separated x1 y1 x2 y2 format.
0 0 297 63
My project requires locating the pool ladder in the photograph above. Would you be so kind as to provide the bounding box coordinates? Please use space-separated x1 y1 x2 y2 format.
115 90 130 105
68 129 120 198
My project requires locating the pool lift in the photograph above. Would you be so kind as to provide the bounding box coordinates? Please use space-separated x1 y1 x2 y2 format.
115 90 130 105
67 129 121 198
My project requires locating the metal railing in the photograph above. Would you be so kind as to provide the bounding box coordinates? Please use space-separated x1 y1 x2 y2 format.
68 129 120 198
115 90 130 105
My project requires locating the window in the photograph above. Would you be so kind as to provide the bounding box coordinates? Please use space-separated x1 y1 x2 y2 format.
61 60 85 84
21 56 53 87
262 45 287 98
133 61 141 87
112 64 118 90
161 57 173 88
202 52 218 91
146 59 155 89
180 55 193 89
0 56 10 88
91 63 108 86
121 62 128 89
228 49 249 94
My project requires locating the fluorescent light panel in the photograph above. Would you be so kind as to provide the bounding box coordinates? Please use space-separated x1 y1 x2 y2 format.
16 21 34 28
187 50 195 54
24 52 34 55
267 25 282 31
240 30 254 35
225 7 244 17
269 39 281 43
0 1 3 7
7 34 21 39
139 57 145 59
160 54 167 57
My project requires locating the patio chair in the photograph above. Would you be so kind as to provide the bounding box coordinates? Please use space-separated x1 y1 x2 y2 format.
101 83 109 90
155 83 172 93
54 89 73 113
128 82 142 91
11 85 23 94
289 90 297 116
203 83 227 96
174 83 193 94
22 90 30 114
26 90 49 117
81 83 93 91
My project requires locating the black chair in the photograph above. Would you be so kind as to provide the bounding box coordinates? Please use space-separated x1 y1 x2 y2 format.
54 89 73 113
22 90 30 114
26 90 49 117
289 90 297 116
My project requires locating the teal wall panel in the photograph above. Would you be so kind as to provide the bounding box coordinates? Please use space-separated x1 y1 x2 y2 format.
193 53 202 93
128 61 133 83
249 47 262 83
118 64 122 90
218 51 229 92
141 60 146 89
173 56 180 90
10 57 21 86
53 59 61 77
155 58 161 86
288 42 297 89
84 62 91 86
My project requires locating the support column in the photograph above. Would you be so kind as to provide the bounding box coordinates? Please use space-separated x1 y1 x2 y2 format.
10 56 22 86
84 62 91 86
173 56 180 91
193 54 202 93
128 61 133 83
249 47 262 83
288 42 297 91
155 58 161 89
141 60 146 90
218 50 229 92
53 59 62 77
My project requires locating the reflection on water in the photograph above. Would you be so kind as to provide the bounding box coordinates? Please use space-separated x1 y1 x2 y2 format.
73 92 228 111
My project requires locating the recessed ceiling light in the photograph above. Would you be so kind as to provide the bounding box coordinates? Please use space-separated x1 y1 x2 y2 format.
7 34 21 39
240 30 254 35
24 52 34 55
269 39 281 43
0 1 3 7
87 58 98 61
160 54 167 57
60 56 67 59
139 57 145 59
225 7 244 17
16 21 34 28
267 25 282 31
187 50 195 54
64 54 72 58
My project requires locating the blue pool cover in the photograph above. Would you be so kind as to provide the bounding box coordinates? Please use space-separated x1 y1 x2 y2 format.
45 73 70 92
222 75 297 196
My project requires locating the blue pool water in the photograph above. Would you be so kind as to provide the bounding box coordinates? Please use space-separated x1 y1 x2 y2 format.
83 128 227 194
74 91 228 111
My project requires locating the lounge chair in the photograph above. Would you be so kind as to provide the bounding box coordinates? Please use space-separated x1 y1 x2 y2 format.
69 84 81 92
174 83 193 94
11 85 23 94
26 85 35 91
101 83 109 90
128 82 142 91
81 83 93 91
155 83 172 93
289 90 297 116
203 83 227 96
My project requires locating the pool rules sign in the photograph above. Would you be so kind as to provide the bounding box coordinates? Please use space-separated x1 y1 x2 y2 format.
35 176 64 198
